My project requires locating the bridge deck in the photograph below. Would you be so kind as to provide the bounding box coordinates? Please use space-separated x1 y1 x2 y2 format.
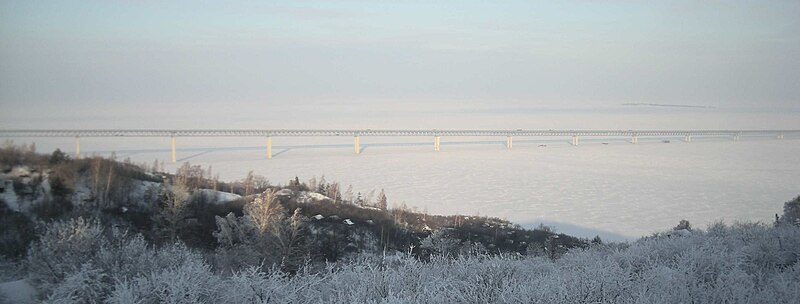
1 129 798 137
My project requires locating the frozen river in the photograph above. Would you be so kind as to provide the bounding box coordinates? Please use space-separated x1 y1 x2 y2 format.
5 107 800 240
17 132 800 241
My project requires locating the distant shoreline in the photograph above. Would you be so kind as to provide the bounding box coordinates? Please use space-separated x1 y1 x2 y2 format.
621 103 714 109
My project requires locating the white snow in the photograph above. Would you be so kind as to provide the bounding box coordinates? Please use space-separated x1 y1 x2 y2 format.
0 180 20 211
191 188 242 204
343 219 354 225
9 166 31 178
313 214 324 220
275 189 294 197
0 279 36 304
304 192 331 202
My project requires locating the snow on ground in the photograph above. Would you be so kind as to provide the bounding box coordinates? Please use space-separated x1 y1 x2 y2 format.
0 279 36 304
301 192 331 202
0 180 21 212
191 188 242 204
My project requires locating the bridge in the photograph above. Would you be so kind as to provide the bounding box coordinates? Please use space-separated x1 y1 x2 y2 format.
1 129 797 162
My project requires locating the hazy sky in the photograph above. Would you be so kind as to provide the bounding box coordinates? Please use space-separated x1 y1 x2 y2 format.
1 1 799 127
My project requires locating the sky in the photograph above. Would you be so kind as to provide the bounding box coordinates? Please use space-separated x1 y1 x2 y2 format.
1 1 799 128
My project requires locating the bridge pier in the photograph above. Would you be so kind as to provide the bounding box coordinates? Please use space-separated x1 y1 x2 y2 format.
266 136 272 159
571 135 579 146
733 134 740 142
354 136 361 155
75 136 81 158
171 136 176 163
434 136 441 151
779 134 784 140
631 135 638 144
684 135 692 142
506 136 513 149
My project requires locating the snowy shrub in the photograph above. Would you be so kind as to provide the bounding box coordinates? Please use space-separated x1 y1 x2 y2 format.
45 263 109 304
107 253 219 304
26 217 107 292
419 230 462 258
92 230 153 282
15 208 800 303
217 265 324 304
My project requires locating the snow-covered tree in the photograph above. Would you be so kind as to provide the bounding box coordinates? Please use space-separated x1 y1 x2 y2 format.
376 189 388 210
213 190 308 272
307 177 317 194
26 217 106 295
781 195 800 226
152 179 190 242
344 185 354 204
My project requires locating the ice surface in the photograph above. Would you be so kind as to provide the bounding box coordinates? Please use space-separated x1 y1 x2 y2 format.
18 135 798 241
8 109 800 241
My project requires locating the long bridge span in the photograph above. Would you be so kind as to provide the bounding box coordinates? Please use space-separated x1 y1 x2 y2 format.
2 129 797 162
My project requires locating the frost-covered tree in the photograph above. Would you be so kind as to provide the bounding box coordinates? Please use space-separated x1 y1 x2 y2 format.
26 217 107 293
376 189 388 210
213 190 308 272
344 185 354 204
781 196 800 226
175 162 204 190
420 230 462 258
106 245 219 304
674 219 692 231
242 170 255 196
20 218 800 303
45 262 109 303
244 191 285 239
365 189 376 207
307 177 317 194
153 179 190 242
326 182 341 204
317 176 327 194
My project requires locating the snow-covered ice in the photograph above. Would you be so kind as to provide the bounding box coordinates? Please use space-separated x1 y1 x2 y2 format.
19 135 798 241
9 110 800 241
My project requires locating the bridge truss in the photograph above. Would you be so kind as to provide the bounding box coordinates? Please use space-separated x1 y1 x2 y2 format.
1 129 797 162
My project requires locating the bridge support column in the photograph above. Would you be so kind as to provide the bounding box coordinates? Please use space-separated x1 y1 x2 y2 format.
75 136 81 158
571 135 579 146
779 134 784 140
631 135 638 144
354 136 360 155
506 136 513 149
171 136 176 163
733 134 740 142
434 136 441 151
684 135 692 142
266 136 272 159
